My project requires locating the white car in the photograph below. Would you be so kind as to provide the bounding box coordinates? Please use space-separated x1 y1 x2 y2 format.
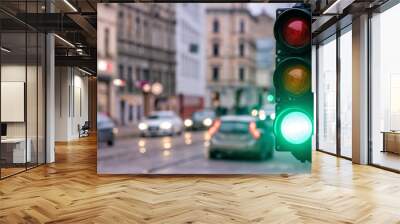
138 111 183 137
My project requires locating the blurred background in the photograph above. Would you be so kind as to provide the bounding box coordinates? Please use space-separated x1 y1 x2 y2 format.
97 3 310 174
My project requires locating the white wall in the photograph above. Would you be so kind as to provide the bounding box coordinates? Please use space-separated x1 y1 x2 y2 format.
1 65 37 138
55 67 89 141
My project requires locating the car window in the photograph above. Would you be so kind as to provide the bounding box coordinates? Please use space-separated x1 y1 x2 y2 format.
160 115 174 119
148 115 159 119
148 114 174 119
219 121 249 133
194 111 214 119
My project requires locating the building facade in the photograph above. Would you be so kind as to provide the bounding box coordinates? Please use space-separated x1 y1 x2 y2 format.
175 3 206 118
107 3 176 127
205 3 258 111
97 3 118 122
253 12 275 90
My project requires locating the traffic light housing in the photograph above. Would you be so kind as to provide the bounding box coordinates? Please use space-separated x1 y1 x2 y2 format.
273 7 313 163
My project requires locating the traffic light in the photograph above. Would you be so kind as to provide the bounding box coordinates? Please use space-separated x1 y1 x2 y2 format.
273 7 313 163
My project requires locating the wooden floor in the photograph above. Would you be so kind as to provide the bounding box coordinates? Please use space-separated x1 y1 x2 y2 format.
1 135 400 224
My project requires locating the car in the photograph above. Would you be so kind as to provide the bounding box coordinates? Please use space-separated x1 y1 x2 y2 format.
207 115 274 160
97 113 117 146
138 110 183 137
184 109 216 130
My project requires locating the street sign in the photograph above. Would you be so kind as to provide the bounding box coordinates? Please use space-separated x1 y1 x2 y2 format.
273 6 313 163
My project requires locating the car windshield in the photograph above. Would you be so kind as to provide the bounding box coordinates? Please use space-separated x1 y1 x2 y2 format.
193 111 214 119
148 114 174 120
219 121 249 133
147 115 160 119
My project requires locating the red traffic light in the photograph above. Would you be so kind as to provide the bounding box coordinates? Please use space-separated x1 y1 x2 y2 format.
274 8 311 52
282 18 310 47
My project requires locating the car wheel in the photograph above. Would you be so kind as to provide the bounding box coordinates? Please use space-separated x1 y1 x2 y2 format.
258 150 268 160
107 140 114 146
209 151 217 159
268 149 274 158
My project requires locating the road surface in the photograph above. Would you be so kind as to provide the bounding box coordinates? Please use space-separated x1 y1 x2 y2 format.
98 131 310 174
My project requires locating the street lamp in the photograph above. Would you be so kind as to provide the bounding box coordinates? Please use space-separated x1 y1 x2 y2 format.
151 82 163 96
113 78 125 87
142 83 151 93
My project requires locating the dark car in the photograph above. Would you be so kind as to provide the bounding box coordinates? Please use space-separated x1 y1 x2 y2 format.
184 110 216 130
208 115 274 160
97 113 116 146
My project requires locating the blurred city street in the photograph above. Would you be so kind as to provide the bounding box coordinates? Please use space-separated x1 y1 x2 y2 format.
97 3 312 174
98 131 310 174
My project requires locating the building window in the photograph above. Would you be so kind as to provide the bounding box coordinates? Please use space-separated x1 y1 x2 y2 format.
118 64 124 80
127 13 132 38
239 42 245 57
317 36 337 155
213 19 219 33
127 66 133 93
339 28 352 158
240 20 245 33
136 16 141 35
212 67 219 81
189 43 198 53
129 105 134 122
136 67 141 81
370 5 400 171
143 69 150 81
104 28 110 57
137 105 142 121
239 67 245 81
120 100 126 125
212 43 219 57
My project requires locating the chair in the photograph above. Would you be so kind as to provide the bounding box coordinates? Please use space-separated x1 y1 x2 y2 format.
79 121 90 138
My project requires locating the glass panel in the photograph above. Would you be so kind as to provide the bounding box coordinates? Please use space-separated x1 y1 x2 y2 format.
38 32 45 165
26 0 40 169
339 29 352 158
371 4 400 171
27 30 38 169
317 36 337 154
1 30 28 177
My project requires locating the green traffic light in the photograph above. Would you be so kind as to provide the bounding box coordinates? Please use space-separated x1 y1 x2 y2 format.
280 111 312 144
267 94 274 102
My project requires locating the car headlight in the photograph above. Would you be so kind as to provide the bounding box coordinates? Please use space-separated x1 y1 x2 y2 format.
160 122 172 130
251 109 258 117
138 123 148 131
259 110 266 121
184 119 193 127
203 118 213 127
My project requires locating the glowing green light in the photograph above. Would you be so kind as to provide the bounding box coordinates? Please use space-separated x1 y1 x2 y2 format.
267 94 274 102
280 111 312 144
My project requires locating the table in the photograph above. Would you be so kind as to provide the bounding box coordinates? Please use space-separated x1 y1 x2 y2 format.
1 138 31 164
382 131 400 154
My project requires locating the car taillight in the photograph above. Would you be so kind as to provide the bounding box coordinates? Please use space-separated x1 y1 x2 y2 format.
208 119 221 137
249 122 260 139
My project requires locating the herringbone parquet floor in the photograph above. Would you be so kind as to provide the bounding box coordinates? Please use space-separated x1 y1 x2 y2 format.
1 135 400 224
